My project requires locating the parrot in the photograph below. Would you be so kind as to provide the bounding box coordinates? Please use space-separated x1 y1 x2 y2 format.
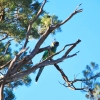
35 41 59 82
39 15 52 35
44 15 53 27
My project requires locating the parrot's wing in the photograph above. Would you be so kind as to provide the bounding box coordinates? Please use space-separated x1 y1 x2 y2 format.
42 50 49 60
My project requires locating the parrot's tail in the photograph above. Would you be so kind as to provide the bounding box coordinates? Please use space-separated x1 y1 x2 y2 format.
35 67 44 82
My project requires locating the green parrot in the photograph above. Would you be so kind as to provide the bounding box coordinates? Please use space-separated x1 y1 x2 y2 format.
35 41 59 82
39 15 52 35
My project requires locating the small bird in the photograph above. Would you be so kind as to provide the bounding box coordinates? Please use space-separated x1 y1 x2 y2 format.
35 41 59 82
44 15 52 27
39 15 52 35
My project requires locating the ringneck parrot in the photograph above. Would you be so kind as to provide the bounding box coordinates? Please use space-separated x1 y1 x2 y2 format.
39 15 53 35
35 41 59 82
44 15 52 27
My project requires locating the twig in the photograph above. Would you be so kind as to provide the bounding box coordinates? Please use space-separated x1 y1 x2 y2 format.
0 72 4 76
0 60 11 70
54 63 84 90
0 34 8 41
0 39 13 59
67 51 80 58
52 4 83 29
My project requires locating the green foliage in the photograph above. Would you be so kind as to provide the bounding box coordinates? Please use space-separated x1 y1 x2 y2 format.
0 0 43 42
82 62 100 100
4 88 15 100
38 14 62 35
0 0 62 99
0 42 11 66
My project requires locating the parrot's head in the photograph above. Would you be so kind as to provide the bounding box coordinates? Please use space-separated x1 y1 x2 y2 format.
51 41 59 47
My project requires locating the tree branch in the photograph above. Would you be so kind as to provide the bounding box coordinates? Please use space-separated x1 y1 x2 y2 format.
23 0 47 48
54 63 85 90
10 27 52 75
0 34 8 41
53 62 100 91
0 60 11 70
52 4 83 30
0 48 28 89
1 39 81 83
0 4 83 86
11 4 82 76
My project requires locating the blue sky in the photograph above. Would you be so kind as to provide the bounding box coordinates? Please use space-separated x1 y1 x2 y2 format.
13 0 100 100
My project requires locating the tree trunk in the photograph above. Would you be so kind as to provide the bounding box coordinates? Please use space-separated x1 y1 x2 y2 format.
0 84 4 100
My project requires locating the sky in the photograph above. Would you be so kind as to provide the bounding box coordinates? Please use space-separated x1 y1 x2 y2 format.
13 0 100 100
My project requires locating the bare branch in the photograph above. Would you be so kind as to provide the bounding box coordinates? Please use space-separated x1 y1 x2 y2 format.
3 40 11 56
8 47 29 70
0 39 12 60
37 46 51 54
54 62 100 91
23 0 47 48
52 4 83 30
67 51 80 58
1 39 81 83
0 60 11 70
0 72 4 76
10 27 52 75
0 47 29 96
0 4 83 88
54 63 85 90
18 3 82 73
29 3 82 57
12 39 80 76
30 26 51 57
0 34 8 41
75 3 82 11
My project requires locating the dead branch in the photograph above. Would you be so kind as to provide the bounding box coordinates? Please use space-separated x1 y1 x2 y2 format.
23 0 47 48
37 46 51 54
11 38 80 77
10 4 82 75
10 27 51 75
0 4 83 87
3 39 12 56
0 60 11 70
1 39 81 83
52 4 83 30
53 62 100 91
67 51 80 58
54 63 84 90
0 47 28 87
0 34 8 41
8 47 29 70
0 40 11 59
